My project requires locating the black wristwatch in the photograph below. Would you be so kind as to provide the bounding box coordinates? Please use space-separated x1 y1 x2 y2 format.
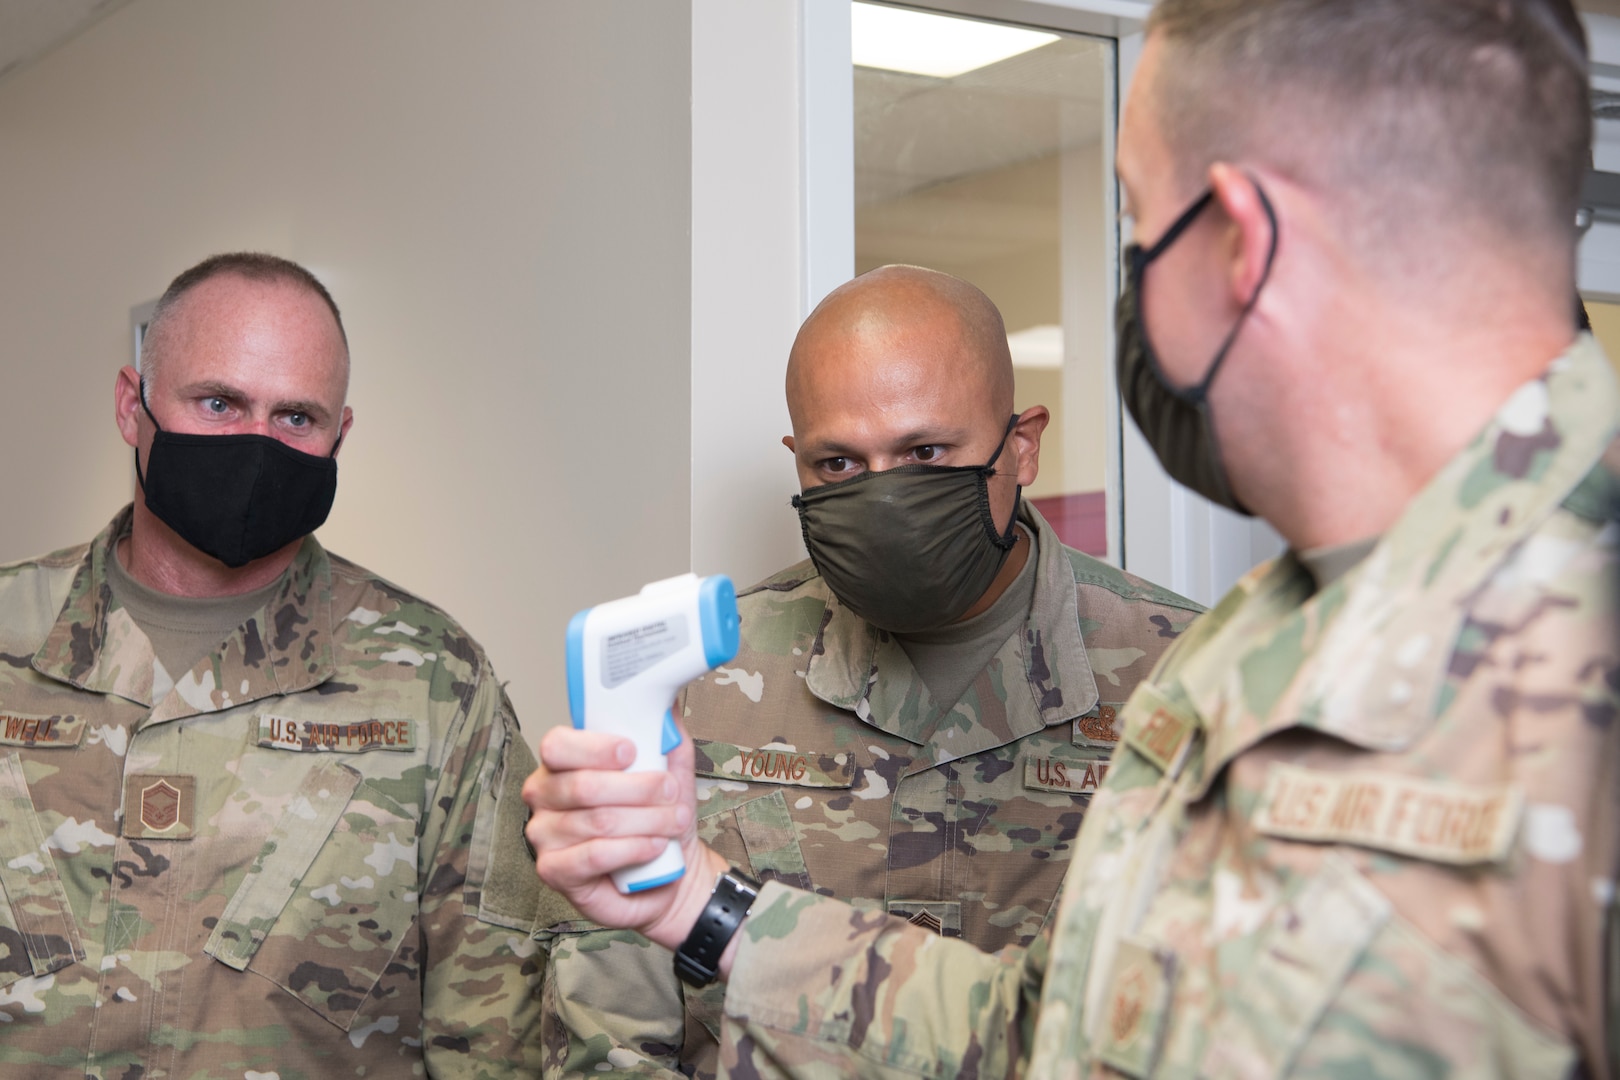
673 867 761 987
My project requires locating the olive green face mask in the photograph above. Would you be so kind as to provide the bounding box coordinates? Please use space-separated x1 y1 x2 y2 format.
791 417 1020 634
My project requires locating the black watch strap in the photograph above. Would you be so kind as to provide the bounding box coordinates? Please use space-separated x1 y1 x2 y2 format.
673 868 761 987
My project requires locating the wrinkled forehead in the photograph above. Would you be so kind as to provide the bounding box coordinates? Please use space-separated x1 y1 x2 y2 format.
154 277 351 399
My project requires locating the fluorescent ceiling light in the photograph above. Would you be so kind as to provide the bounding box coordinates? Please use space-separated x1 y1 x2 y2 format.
1008 324 1063 370
852 3 1060 79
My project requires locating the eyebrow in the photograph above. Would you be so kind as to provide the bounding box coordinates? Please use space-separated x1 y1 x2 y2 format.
803 428 968 458
177 380 334 425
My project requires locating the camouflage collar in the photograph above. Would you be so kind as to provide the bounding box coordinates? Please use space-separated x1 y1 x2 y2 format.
1176 335 1620 797
31 506 336 724
805 502 1099 767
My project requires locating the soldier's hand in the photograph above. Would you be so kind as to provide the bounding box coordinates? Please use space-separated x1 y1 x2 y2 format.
522 714 727 953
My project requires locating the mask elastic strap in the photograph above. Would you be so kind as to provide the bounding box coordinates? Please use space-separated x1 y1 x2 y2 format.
981 414 1022 550
132 379 163 491
1185 180 1280 407
981 414 1020 474
138 379 164 433
1140 189 1215 265
1133 180 1280 409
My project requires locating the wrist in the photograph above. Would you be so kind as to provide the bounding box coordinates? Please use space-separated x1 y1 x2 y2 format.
672 862 760 988
643 843 731 951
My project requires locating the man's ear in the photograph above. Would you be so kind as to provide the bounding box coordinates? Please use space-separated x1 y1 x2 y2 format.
333 406 355 456
782 435 796 454
1209 162 1278 310
1010 406 1050 488
114 366 143 449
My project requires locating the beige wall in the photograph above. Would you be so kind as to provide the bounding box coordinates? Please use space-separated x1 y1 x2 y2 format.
0 0 693 743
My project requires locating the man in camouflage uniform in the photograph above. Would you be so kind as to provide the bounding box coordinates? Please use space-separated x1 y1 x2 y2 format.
539 267 1201 1076
527 1 1619 1076
0 253 545 1076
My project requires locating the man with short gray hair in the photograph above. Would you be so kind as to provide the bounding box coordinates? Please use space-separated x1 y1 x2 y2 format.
0 252 546 1076
525 1 1620 1075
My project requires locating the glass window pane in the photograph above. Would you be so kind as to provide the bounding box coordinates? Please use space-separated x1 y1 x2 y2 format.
854 4 1116 559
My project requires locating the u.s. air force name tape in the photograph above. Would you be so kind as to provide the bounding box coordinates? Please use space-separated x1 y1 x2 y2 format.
1254 762 1524 865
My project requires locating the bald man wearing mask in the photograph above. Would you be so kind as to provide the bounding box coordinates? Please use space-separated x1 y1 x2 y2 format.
535 266 1201 1078
527 1 1620 1076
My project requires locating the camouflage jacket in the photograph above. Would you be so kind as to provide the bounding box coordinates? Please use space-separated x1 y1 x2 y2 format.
0 508 546 1078
542 503 1203 1078
709 336 1620 1079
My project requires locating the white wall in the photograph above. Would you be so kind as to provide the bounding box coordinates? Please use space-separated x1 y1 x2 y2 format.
0 0 694 743
688 0 854 589
690 0 812 590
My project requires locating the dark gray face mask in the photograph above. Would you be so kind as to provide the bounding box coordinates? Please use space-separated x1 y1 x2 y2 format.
1116 183 1278 515
792 417 1020 634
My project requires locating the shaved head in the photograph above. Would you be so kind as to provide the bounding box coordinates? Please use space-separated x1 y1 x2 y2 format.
786 265 1014 429
781 264 1048 623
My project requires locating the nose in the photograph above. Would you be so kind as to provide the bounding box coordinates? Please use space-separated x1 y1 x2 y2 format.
244 412 278 439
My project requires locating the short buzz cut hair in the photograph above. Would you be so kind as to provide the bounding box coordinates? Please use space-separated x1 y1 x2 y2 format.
140 252 348 392
1145 0 1591 258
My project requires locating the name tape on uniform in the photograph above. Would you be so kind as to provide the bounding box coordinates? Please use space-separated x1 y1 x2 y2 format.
0 713 84 748
258 715 417 753
692 738 855 788
1254 763 1524 865
1024 754 1112 796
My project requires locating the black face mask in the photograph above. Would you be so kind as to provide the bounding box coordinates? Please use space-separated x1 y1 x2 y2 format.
791 417 1020 635
134 386 340 568
1116 183 1279 515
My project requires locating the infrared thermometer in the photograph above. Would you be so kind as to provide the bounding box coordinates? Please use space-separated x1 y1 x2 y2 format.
566 573 740 892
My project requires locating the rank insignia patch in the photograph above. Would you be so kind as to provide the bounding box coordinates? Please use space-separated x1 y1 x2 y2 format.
122 773 197 840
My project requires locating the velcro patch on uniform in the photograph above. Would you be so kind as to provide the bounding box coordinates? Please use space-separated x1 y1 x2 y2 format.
0 713 84 749
1024 753 1112 797
693 739 854 788
122 773 197 840
1121 704 1195 775
887 899 961 938
1098 936 1177 1077
258 714 417 753
1254 763 1524 865
1073 704 1123 749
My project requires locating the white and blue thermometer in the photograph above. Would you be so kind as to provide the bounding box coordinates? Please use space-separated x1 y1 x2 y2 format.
567 573 739 893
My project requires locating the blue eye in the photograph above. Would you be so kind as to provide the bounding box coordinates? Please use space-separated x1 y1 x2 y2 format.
286 413 309 428
204 397 228 414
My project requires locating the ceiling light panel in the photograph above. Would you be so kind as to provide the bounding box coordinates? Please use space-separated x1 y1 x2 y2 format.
852 3 1060 79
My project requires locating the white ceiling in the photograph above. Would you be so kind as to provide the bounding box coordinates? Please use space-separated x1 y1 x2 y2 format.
855 34 1107 278
856 35 1107 208
0 0 129 84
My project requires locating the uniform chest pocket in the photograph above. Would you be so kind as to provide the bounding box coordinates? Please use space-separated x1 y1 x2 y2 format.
205 758 419 1032
1198 855 1391 1080
0 752 84 988
698 788 812 891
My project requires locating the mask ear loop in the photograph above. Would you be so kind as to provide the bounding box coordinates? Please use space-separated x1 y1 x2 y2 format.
978 414 1023 549
132 378 164 491
1131 179 1280 514
1132 181 1279 408
1183 180 1280 408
